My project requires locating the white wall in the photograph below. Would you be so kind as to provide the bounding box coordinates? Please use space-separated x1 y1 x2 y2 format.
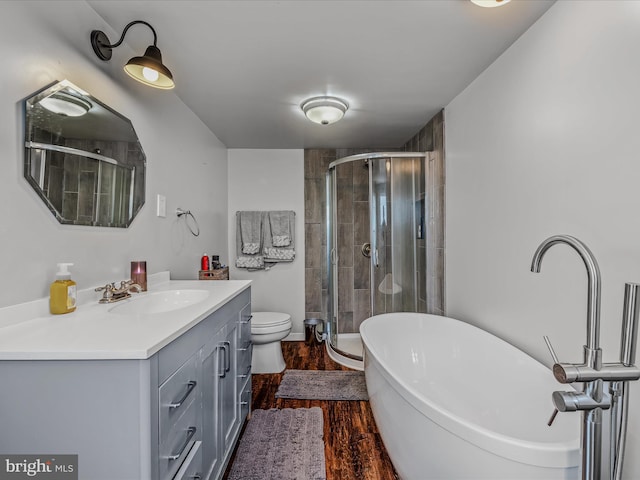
445 1 640 477
0 1 228 307
227 149 305 338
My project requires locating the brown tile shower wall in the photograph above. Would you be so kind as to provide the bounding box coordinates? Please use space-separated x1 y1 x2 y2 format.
304 149 335 325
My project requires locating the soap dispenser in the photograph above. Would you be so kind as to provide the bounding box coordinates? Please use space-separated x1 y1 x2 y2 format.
50 263 77 314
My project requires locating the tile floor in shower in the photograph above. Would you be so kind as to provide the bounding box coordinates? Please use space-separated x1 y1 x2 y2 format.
333 333 364 358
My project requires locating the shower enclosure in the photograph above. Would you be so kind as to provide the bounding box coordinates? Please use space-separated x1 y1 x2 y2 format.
325 152 443 367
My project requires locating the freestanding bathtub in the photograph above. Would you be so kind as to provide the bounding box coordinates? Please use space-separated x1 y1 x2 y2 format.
360 313 580 480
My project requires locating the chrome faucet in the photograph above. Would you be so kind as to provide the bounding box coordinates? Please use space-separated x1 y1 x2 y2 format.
531 235 606 480
95 280 142 304
531 235 602 353
531 235 640 480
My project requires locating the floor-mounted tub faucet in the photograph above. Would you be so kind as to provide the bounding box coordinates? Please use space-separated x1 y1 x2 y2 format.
530 235 640 480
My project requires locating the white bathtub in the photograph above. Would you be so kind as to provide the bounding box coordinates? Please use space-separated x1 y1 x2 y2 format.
360 313 580 480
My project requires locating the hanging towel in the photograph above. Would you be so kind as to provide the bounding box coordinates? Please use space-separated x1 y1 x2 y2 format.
264 211 296 263
269 211 292 247
236 255 265 270
264 247 296 261
237 211 262 255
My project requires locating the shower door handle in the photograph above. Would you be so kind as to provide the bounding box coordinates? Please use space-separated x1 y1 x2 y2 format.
373 248 379 268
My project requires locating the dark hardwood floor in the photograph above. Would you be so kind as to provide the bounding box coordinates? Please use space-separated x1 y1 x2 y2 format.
224 341 398 480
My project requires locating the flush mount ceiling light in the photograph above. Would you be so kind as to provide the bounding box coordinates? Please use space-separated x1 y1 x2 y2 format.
470 0 511 7
301 96 349 125
91 20 175 90
39 91 92 117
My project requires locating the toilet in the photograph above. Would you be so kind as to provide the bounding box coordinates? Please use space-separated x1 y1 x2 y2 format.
250 312 292 374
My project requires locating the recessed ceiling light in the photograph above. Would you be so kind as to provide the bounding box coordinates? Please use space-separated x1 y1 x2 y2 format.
470 0 511 7
301 96 349 125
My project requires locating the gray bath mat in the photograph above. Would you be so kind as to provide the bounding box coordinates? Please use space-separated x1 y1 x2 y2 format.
275 369 369 401
227 407 326 480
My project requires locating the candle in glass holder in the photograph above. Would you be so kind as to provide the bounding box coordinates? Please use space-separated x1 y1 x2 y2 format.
131 261 147 291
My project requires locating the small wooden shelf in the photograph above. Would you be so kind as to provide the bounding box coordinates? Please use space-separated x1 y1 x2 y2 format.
199 267 229 280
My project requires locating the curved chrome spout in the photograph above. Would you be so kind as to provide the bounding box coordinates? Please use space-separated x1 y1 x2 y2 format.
531 235 601 351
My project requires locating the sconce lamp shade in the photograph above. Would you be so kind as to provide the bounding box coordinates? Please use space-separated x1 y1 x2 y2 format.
301 96 349 125
124 45 175 89
91 21 175 90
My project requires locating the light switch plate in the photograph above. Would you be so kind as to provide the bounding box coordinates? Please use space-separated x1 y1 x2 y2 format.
156 194 166 217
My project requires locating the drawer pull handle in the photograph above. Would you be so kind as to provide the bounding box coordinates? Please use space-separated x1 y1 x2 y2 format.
167 426 197 461
240 314 253 324
169 381 197 409
240 401 249 406
223 340 231 373
218 343 228 378
238 341 252 352
238 364 252 379
189 475 202 480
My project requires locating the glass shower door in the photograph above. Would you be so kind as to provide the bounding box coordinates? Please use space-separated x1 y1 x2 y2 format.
326 153 428 363
370 156 419 314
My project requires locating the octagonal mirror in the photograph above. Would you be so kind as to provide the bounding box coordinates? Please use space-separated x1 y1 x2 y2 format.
23 80 146 227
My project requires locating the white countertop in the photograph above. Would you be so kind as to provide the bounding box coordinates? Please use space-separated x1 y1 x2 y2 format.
0 274 251 361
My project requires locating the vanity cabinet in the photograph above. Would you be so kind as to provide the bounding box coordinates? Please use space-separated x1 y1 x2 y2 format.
0 287 251 480
200 320 241 480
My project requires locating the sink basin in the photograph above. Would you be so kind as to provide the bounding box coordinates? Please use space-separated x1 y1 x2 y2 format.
108 290 210 315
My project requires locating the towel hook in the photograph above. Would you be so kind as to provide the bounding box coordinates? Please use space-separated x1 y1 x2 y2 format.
176 208 200 236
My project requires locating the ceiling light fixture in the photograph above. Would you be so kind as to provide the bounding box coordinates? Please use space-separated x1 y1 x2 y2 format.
90 20 175 90
470 0 511 7
39 91 92 117
301 96 349 125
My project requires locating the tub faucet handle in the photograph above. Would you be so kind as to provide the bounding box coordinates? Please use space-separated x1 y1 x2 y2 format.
547 408 559 427
552 390 611 413
544 335 560 364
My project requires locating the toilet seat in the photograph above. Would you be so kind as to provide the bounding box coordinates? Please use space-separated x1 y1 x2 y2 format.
251 312 291 333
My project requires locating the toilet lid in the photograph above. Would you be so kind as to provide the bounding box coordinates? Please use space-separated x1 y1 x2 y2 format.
251 312 291 328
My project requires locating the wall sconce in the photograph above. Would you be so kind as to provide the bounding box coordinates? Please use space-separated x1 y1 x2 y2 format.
91 20 175 90
301 96 349 125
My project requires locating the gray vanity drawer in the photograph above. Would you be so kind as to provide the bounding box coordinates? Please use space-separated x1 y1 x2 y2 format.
172 440 202 480
159 353 198 444
159 397 198 480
